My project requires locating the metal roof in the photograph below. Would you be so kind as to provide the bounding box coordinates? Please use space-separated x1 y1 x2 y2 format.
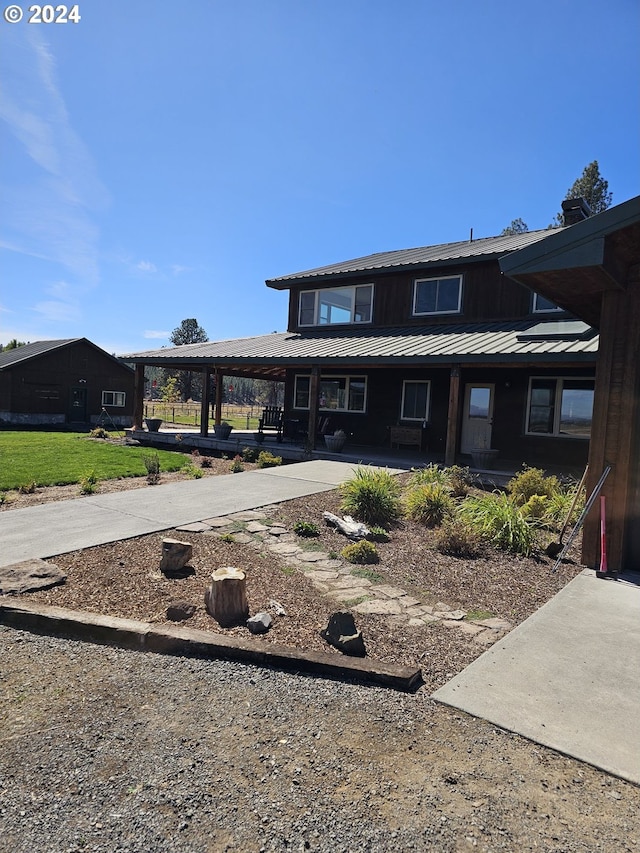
123 320 598 369
266 229 561 288
0 339 81 370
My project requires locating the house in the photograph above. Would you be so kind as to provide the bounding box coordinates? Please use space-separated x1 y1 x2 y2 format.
0 338 135 428
501 194 640 572
125 212 599 475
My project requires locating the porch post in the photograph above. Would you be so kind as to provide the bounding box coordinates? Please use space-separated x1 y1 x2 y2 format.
200 367 211 437
308 367 320 449
133 363 145 430
444 365 461 467
214 368 223 426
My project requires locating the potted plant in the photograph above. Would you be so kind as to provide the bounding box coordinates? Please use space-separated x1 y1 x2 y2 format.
144 417 163 432
324 429 347 453
214 420 233 440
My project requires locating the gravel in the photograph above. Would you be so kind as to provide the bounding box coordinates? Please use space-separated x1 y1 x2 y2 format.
2 627 639 853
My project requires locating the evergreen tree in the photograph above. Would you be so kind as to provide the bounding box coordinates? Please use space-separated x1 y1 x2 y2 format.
554 160 612 224
500 218 529 236
169 318 209 401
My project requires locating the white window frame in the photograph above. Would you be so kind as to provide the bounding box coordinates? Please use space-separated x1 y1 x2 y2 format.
400 380 431 422
525 377 594 438
532 292 563 313
413 275 463 316
102 390 126 407
298 284 374 327
293 374 367 413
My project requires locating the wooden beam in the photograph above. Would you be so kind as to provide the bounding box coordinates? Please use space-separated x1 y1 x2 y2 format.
133 364 144 430
214 368 222 426
308 367 320 450
444 365 461 467
200 367 211 437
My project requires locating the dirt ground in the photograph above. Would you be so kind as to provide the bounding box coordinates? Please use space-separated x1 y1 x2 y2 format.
2 456 639 850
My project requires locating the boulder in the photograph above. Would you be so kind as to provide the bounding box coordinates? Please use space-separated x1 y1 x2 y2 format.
247 612 272 634
0 559 66 595
320 611 366 657
166 601 196 622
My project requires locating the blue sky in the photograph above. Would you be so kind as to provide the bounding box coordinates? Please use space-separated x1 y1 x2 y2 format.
1 0 638 356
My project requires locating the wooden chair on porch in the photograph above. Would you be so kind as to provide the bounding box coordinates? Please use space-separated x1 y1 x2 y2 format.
258 406 284 441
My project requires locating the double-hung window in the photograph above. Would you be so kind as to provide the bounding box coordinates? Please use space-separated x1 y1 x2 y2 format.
401 380 430 422
526 378 594 438
413 275 462 316
102 391 126 407
298 285 373 326
293 375 367 412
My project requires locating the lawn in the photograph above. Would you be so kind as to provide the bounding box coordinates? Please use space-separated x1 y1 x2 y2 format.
0 431 188 491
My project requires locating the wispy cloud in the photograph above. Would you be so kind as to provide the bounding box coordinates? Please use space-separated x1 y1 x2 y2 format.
0 29 108 294
171 264 192 276
144 330 170 340
136 260 158 273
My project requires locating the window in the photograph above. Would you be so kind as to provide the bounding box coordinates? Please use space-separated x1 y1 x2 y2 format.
298 285 373 326
413 275 462 316
293 375 367 412
526 378 594 437
532 293 562 313
102 391 126 407
401 380 430 421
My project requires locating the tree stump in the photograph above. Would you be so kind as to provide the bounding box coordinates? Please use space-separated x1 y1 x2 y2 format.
204 567 249 627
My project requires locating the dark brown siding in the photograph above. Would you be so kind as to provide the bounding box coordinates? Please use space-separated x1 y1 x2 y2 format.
286 260 552 332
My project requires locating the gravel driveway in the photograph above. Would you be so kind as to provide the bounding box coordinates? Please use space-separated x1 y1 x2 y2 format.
2 627 639 852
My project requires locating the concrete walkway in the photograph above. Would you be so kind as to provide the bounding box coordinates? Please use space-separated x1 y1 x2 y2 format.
434 569 640 785
0 460 379 568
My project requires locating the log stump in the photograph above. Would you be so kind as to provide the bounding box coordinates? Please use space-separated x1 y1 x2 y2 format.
204 567 249 627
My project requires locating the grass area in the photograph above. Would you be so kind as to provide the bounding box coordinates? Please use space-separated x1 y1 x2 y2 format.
143 403 261 430
0 431 188 491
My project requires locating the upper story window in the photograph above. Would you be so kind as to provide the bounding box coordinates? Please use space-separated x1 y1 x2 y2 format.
413 275 462 316
532 293 563 313
298 284 373 327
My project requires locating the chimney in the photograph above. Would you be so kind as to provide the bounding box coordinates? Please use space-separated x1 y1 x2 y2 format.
561 197 592 226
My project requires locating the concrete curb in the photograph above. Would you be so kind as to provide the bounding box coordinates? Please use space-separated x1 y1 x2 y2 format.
0 600 423 693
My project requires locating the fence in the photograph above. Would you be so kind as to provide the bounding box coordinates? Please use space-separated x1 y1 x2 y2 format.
144 402 261 429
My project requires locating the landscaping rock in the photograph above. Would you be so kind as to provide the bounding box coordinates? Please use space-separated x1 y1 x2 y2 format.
159 539 193 575
320 611 366 657
0 559 66 595
247 612 272 634
166 601 196 622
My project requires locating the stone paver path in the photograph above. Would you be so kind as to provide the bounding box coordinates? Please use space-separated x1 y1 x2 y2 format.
177 507 512 647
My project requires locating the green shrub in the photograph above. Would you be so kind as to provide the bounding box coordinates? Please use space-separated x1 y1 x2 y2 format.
404 482 454 527
241 446 259 463
257 450 282 469
522 493 548 520
339 466 402 527
89 427 110 439
435 518 485 558
18 481 37 494
142 452 161 484
544 485 585 527
200 455 213 468
459 491 536 556
79 471 98 495
230 455 244 473
446 465 473 498
341 539 379 564
293 520 319 537
181 462 203 479
367 526 391 542
507 466 561 505
409 463 449 488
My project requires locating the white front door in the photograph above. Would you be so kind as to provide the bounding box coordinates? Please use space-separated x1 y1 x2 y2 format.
461 384 495 453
